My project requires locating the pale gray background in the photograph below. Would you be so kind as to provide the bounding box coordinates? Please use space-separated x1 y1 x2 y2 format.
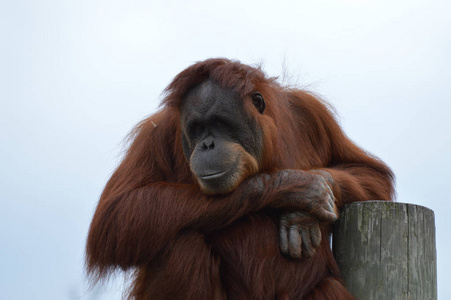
1 0 450 299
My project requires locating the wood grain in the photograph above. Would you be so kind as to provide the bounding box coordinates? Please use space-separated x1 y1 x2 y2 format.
333 201 437 300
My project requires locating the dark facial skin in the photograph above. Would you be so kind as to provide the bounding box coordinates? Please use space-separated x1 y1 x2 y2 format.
180 80 264 195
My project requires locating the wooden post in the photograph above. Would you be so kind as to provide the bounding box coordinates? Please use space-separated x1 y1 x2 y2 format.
333 201 437 300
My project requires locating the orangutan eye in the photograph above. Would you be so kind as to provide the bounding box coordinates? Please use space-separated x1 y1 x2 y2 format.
210 117 227 130
252 92 265 114
189 122 204 137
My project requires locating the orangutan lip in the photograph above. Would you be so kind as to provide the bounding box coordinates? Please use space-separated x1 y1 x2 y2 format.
197 159 239 181
199 169 229 180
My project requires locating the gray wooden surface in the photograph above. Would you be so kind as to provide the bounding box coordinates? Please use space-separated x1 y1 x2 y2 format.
333 201 437 300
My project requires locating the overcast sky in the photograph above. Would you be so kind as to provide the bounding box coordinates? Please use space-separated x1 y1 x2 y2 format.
1 0 450 299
